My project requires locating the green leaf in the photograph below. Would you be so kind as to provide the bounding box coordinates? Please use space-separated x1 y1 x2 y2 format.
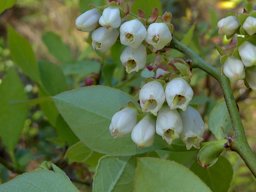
65 142 92 163
54 86 166 155
208 101 232 139
93 156 135 192
191 157 233 192
39 61 67 95
0 0 16 14
132 0 162 17
0 68 28 151
39 90 78 145
42 32 73 63
7 26 41 83
134 157 212 192
0 165 79 192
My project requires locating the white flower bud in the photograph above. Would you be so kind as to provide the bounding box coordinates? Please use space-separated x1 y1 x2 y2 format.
245 66 256 90
238 41 256 67
109 107 137 138
75 8 101 32
131 115 155 147
223 57 245 81
180 107 206 150
139 81 165 115
155 68 168 78
165 78 193 111
217 16 239 36
99 7 121 29
156 107 183 144
120 19 147 48
120 45 147 73
92 27 119 52
242 16 256 36
146 23 172 51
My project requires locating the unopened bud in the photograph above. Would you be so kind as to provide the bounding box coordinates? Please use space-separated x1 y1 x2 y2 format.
238 41 256 67
155 68 168 78
120 45 147 73
223 57 245 81
139 81 165 115
92 27 119 52
156 107 183 144
165 78 193 111
109 107 137 138
217 16 239 36
146 23 172 51
242 16 256 36
120 19 147 48
180 107 206 150
99 6 121 29
75 8 100 32
131 115 155 147
197 139 227 168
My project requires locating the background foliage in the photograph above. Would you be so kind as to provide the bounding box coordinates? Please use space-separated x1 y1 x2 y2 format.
0 0 255 191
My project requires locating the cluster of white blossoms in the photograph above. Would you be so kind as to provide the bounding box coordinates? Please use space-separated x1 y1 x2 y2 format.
217 14 256 89
75 6 172 73
76 5 206 149
109 79 206 149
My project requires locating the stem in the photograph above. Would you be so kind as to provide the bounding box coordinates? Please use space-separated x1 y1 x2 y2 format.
171 37 256 177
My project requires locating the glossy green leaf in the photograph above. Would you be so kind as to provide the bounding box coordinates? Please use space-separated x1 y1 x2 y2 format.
0 0 16 14
132 0 162 17
93 156 135 192
65 142 92 163
208 101 232 139
54 86 166 155
134 157 212 192
191 157 233 192
0 69 28 151
0 165 79 192
42 32 73 63
7 26 41 83
39 61 67 95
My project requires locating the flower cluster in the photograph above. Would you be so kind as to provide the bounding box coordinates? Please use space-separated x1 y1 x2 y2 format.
109 79 206 149
76 5 206 149
217 13 256 89
75 5 172 73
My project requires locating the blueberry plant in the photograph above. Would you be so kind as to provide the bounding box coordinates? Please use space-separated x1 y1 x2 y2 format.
0 0 256 191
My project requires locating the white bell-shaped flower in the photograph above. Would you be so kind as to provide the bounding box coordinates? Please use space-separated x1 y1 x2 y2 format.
91 27 119 52
156 107 183 144
109 107 137 138
165 78 193 111
139 81 165 115
146 23 172 51
246 66 256 90
131 115 155 147
217 16 239 36
242 16 256 36
180 107 206 150
238 41 256 67
99 6 121 29
120 19 147 48
223 57 245 81
120 45 147 73
75 8 101 32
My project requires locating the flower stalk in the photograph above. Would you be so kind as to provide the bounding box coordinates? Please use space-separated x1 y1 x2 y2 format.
171 37 256 177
